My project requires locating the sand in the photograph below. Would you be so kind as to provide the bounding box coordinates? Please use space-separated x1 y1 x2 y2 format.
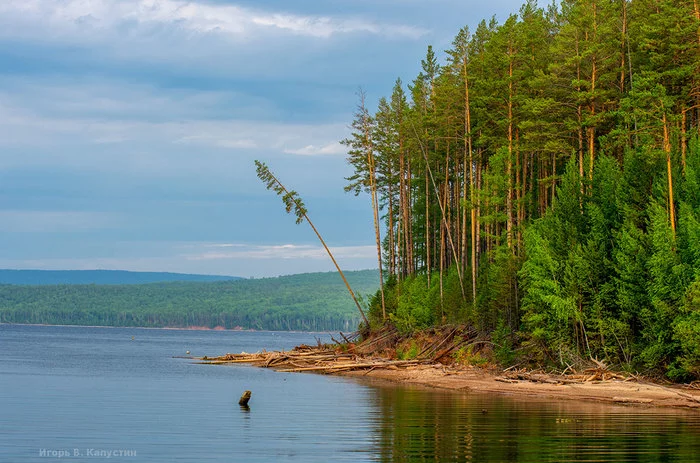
341 364 700 410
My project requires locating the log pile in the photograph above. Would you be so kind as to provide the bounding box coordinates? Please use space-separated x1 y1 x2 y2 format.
196 345 433 373
497 358 629 385
198 325 494 376
197 324 486 374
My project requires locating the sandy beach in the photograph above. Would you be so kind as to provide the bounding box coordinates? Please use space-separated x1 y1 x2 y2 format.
342 364 700 410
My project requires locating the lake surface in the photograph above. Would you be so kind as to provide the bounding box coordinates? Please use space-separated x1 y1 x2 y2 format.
1 324 699 462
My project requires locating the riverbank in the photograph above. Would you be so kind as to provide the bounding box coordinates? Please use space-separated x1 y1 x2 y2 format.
198 346 700 410
342 364 700 410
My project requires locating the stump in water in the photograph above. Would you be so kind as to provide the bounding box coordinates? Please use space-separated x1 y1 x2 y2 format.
238 390 252 406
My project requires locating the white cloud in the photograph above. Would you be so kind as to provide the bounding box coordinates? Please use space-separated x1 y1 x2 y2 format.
186 243 376 261
0 0 427 43
0 92 350 174
0 79 349 164
284 143 346 156
176 135 258 149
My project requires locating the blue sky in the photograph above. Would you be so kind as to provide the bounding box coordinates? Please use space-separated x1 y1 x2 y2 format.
0 0 527 277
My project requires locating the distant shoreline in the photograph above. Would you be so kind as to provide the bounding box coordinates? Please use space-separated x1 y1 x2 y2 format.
0 322 331 334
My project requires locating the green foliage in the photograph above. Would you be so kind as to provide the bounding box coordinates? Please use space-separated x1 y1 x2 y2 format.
453 344 488 367
640 202 691 369
492 319 516 366
255 160 307 224
389 275 435 334
397 340 421 360
477 245 518 332
368 274 398 329
520 224 574 358
671 280 700 380
442 266 469 324
344 0 700 380
0 270 379 332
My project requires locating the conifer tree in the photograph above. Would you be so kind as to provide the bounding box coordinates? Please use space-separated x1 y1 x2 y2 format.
343 91 387 320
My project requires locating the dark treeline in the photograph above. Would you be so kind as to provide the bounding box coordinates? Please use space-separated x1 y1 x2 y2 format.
345 0 700 379
0 270 377 332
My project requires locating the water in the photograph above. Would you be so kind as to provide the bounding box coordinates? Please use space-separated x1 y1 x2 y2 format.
1 325 699 462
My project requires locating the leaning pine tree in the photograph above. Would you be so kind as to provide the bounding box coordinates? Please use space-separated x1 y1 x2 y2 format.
254 160 370 327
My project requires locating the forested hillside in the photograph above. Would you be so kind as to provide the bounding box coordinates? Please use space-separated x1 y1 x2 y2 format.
0 270 378 331
0 269 240 285
345 0 700 379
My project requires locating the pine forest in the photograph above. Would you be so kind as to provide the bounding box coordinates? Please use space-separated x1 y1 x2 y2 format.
342 0 700 380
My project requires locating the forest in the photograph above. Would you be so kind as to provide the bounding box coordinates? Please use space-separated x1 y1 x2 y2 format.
343 0 700 379
0 270 377 332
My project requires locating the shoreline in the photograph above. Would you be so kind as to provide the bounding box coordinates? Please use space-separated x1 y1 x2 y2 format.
199 348 700 411
0 322 331 334
340 364 700 410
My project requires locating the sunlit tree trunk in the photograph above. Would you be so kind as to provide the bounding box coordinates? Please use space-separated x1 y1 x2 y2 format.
587 1 598 185
467 75 477 304
506 47 515 252
663 113 676 237
364 112 387 320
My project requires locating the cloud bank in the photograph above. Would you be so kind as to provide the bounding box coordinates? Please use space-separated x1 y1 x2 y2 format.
0 0 427 43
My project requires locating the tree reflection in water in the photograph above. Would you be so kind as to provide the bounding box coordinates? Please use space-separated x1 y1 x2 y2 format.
367 383 700 462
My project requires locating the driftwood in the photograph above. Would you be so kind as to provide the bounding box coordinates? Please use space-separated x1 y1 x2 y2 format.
197 344 434 374
198 325 486 375
354 326 401 355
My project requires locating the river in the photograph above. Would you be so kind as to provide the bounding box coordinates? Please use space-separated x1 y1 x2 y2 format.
1 324 698 462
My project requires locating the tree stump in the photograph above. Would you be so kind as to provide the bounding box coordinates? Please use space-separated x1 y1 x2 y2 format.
238 390 252 406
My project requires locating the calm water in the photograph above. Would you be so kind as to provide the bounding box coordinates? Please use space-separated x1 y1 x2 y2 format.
1 325 699 462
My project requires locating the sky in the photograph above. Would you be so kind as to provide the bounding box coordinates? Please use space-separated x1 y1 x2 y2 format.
0 0 528 278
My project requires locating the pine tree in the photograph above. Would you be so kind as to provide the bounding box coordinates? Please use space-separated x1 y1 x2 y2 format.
343 91 387 320
338 0 700 377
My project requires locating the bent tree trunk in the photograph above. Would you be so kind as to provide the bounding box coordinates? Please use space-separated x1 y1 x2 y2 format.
255 160 369 326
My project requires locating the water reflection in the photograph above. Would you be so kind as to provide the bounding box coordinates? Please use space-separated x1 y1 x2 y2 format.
366 383 700 462
2 325 698 463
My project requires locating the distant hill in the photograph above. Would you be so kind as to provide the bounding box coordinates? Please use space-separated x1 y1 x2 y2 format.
0 269 380 331
0 269 241 285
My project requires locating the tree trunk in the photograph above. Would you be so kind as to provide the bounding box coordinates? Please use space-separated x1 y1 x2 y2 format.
577 34 585 186
620 0 628 94
439 204 446 319
589 1 598 184
388 173 396 276
663 113 676 237
476 150 482 267
515 129 522 253
551 152 557 209
682 109 688 176
363 109 386 321
407 154 414 275
426 169 431 284
399 140 408 278
695 1 700 138
506 53 514 252
465 58 477 304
